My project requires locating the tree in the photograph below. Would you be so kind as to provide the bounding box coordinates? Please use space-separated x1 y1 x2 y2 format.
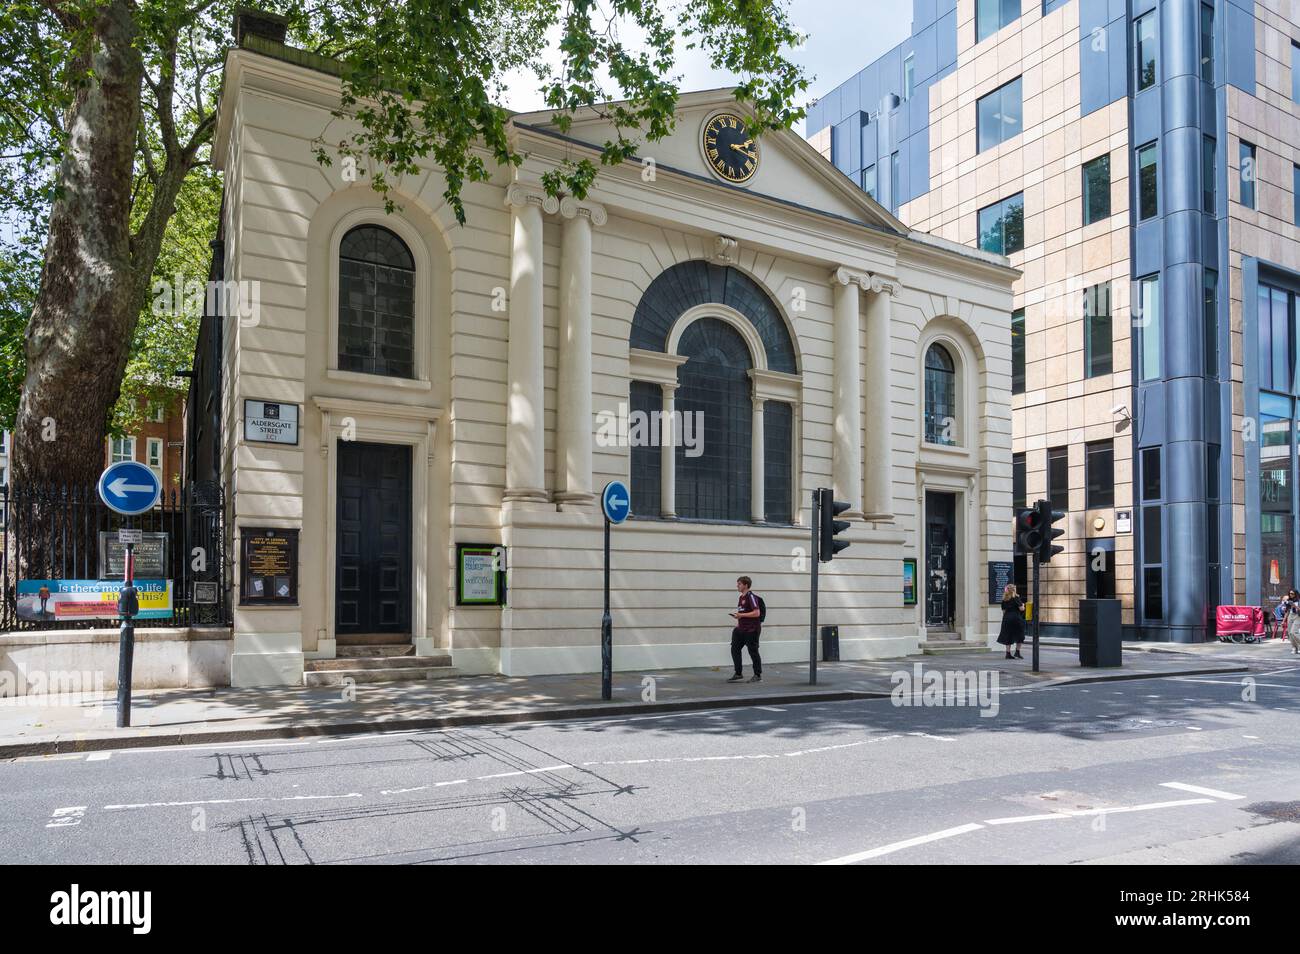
1 0 807 497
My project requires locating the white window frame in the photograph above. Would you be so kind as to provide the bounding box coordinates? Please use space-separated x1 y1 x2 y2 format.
146 437 164 478
109 436 136 463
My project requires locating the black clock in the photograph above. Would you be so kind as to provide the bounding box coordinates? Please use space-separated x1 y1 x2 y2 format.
702 112 759 184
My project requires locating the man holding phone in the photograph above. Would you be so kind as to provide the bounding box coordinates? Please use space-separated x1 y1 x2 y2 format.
727 575 763 683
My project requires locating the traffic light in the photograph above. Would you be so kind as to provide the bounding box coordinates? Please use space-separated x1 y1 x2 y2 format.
1037 498 1066 563
818 488 851 562
1015 507 1043 555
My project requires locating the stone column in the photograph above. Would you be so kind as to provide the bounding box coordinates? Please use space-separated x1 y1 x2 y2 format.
751 396 766 523
831 267 867 518
864 275 898 521
660 383 677 518
556 197 607 509
503 183 557 505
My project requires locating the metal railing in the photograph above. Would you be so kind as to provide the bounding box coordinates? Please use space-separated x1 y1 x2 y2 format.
0 480 230 631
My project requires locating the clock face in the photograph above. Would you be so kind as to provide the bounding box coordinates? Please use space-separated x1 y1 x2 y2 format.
702 113 759 184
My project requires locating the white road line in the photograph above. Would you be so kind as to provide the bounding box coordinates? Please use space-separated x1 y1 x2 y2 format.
1066 798 1214 817
85 751 112 762
1159 782 1246 801
105 793 363 810
474 764 572 780
984 813 1073 825
757 706 786 712
1243 735 1260 740
907 732 956 743
46 806 86 828
819 824 984 865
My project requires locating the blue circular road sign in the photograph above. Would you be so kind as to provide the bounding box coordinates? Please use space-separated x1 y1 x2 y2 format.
602 480 631 524
98 460 162 516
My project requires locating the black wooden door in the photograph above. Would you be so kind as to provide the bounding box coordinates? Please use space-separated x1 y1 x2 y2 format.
335 441 412 635
925 492 956 629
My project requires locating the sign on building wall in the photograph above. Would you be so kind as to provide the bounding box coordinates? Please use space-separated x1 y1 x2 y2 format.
456 543 505 606
902 558 918 606
988 561 1014 605
244 400 299 445
98 531 168 580
16 579 173 621
240 528 299 604
1115 510 1132 534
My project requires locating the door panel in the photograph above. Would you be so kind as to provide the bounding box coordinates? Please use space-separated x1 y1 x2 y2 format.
336 441 412 636
925 492 957 629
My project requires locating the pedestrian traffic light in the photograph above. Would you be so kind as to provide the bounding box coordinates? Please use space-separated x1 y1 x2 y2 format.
1015 507 1043 555
818 487 851 562
1037 498 1066 564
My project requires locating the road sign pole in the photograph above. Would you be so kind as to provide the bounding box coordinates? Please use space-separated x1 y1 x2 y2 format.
117 521 138 728
809 490 820 686
1031 553 1041 674
602 514 612 701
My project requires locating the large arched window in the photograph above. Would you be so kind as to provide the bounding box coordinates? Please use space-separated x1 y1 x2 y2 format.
338 225 415 378
924 343 957 446
675 318 752 521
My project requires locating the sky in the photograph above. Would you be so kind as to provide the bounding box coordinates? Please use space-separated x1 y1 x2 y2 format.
498 0 912 135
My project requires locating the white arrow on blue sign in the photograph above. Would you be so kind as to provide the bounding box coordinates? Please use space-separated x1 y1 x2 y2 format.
602 480 631 524
97 460 162 516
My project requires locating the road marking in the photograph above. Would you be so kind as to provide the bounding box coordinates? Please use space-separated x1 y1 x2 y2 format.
105 793 363 810
47 806 86 828
1159 782 1246 801
1066 798 1214 817
85 751 112 762
475 764 572 780
819 823 984 865
1243 735 1260 740
907 732 956 743
984 813 1073 825
757 706 786 712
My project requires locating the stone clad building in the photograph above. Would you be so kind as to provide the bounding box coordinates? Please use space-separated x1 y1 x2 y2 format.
209 23 1016 687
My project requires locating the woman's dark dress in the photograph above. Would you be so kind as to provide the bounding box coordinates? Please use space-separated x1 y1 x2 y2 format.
997 597 1025 645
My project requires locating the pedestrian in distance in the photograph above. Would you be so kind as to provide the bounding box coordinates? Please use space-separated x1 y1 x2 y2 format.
727 576 764 683
997 582 1026 660
1283 588 1300 655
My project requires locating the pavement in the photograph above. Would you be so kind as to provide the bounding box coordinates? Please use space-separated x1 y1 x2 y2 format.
3 658 1298 864
0 637 1284 759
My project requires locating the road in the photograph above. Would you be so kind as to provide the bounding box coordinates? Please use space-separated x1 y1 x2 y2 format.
3 661 1299 864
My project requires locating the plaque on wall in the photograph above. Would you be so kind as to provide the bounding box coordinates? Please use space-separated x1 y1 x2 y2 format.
988 560 1014 605
902 558 918 606
456 543 506 606
240 527 299 604
244 399 300 445
98 531 168 580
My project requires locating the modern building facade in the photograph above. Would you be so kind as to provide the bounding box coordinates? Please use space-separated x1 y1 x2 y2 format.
204 18 1016 687
810 0 1300 641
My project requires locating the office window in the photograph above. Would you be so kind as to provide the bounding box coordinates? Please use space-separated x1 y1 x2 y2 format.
1206 443 1220 502
1260 393 1294 608
1086 440 1114 509
1239 141 1256 209
978 192 1024 255
1200 3 1214 84
1012 452 1027 510
1258 284 1293 393
903 54 914 102
1140 445 1164 621
1141 447 1161 501
1011 308 1025 395
1294 165 1300 225
891 151 900 208
1136 12 1157 91
1203 137 1216 214
1082 154 1110 225
1293 42 1300 102
862 164 877 200
1084 282 1112 378
1048 446 1069 510
1204 270 1218 378
1137 142 1158 220
1138 274 1161 381
977 77 1023 153
976 0 1020 44
109 437 135 463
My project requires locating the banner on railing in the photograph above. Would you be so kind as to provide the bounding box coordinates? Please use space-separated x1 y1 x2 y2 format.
16 580 174 622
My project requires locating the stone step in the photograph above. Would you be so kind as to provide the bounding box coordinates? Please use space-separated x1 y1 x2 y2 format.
304 665 460 688
922 643 994 655
306 653 452 672
337 644 414 658
336 633 412 647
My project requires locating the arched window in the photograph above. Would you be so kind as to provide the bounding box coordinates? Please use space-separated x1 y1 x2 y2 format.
338 225 415 378
675 318 752 521
924 343 957 446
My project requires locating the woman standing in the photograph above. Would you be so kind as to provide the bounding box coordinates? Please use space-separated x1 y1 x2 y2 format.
997 583 1026 660
1283 588 1300 655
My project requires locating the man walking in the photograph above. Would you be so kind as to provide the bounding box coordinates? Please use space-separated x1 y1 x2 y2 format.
727 576 763 683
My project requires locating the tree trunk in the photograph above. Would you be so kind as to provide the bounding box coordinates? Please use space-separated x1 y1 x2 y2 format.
12 0 143 493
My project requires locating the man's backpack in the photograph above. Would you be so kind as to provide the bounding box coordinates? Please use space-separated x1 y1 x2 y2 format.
755 594 766 623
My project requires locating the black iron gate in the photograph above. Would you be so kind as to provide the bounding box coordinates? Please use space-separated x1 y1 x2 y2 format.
0 480 230 631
